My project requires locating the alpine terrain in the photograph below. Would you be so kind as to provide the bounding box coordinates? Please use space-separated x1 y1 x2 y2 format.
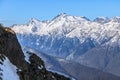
10 13 120 79
0 24 70 80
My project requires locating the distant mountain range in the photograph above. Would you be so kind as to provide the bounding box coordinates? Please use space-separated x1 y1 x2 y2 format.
11 13 120 79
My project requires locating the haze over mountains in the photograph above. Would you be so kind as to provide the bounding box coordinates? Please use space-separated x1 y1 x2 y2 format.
23 46 120 80
11 13 120 79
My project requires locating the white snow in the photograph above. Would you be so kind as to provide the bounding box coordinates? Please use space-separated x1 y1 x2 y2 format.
12 14 120 46
9 14 120 80
66 51 75 60
0 57 19 80
11 14 120 62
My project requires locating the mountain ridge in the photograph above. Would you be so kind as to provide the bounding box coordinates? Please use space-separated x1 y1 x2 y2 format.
12 14 120 59
11 14 120 78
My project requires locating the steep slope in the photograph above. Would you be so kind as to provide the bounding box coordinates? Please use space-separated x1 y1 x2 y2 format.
0 24 70 80
0 56 19 80
23 46 120 80
22 46 68 75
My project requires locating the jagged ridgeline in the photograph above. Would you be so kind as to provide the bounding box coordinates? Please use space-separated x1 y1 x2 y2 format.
0 24 70 80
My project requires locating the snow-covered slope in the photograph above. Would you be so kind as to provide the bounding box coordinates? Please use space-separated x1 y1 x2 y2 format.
12 14 120 60
0 56 19 80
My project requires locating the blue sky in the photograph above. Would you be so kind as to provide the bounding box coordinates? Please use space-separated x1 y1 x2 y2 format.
0 0 120 26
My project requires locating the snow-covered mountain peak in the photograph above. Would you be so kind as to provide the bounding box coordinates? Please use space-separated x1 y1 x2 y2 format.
81 16 90 21
11 15 120 69
51 13 89 23
51 13 68 21
12 14 120 38
94 17 110 23
28 18 42 25
111 16 120 23
56 13 68 17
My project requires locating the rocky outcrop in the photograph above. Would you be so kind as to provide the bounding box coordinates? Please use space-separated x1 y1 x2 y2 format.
17 53 70 80
0 24 70 80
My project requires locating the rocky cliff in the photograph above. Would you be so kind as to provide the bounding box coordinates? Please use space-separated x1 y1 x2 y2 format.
0 24 70 80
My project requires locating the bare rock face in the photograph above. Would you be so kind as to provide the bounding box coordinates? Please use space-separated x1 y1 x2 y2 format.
0 24 28 70
0 24 70 80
